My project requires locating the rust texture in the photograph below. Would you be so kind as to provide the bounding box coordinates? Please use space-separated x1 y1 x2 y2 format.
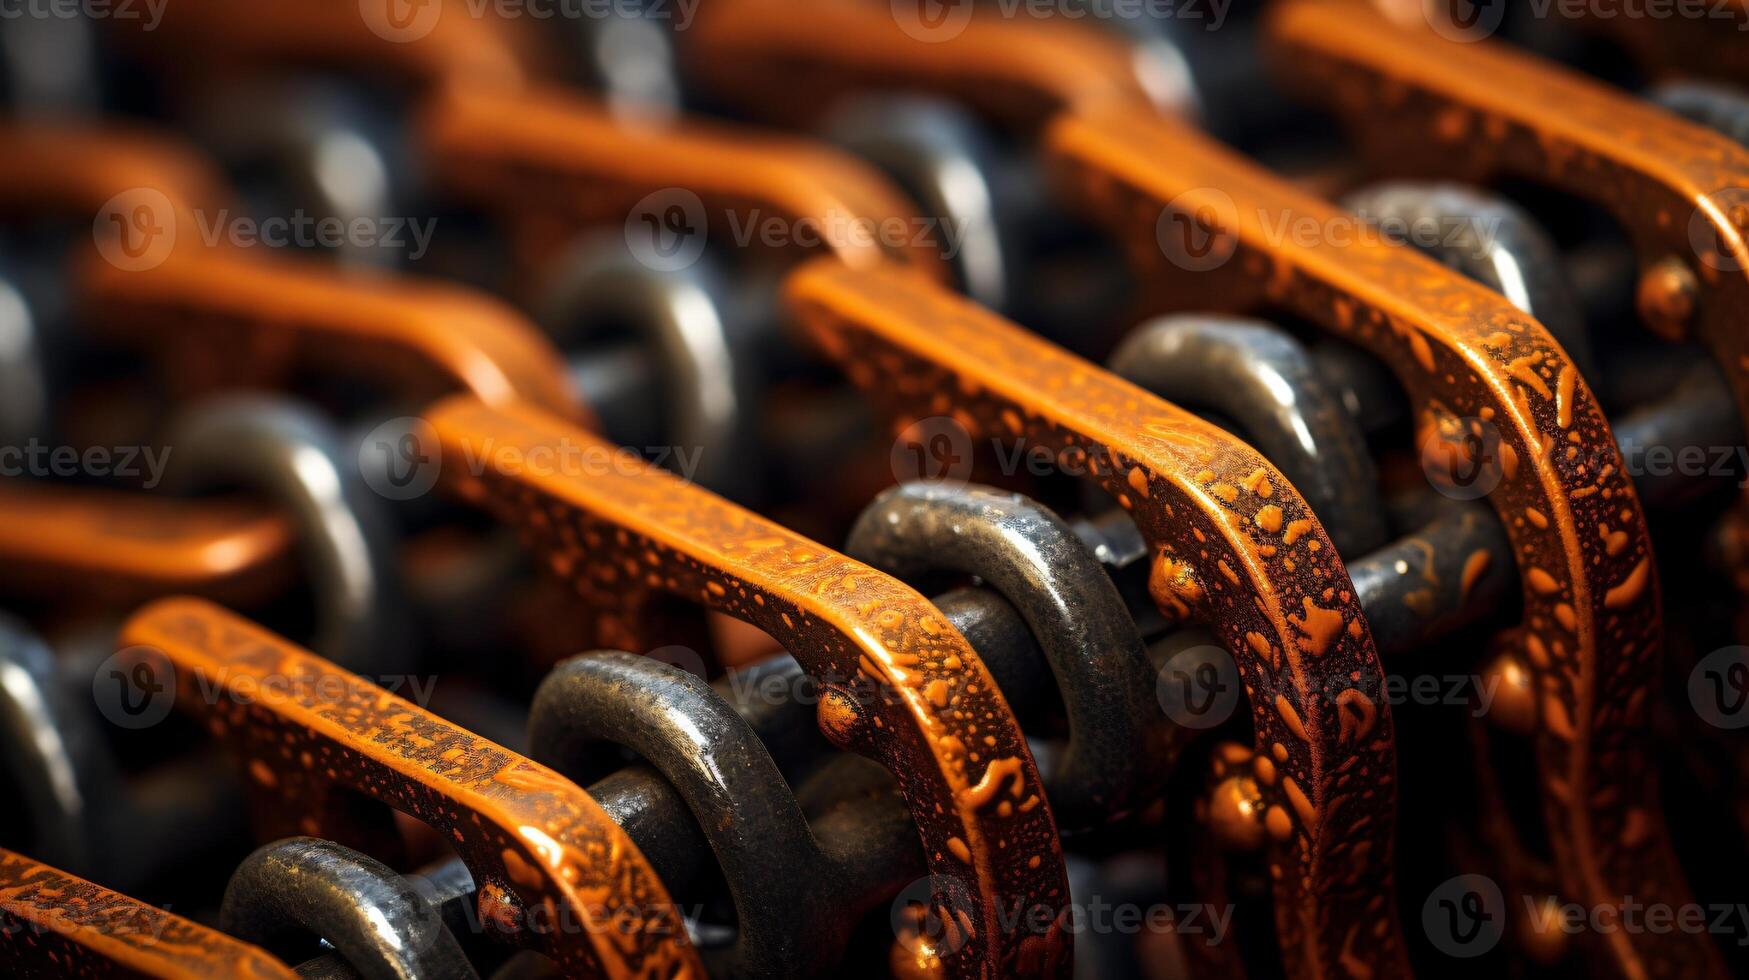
117 597 704 979
1046 98 1707 977
114 0 535 94
685 0 1153 135
1267 0 1749 448
417 85 948 283
0 847 296 979
422 394 1072 979
0 121 227 218
0 483 296 607
784 258 1407 980
77 249 587 422
1539 0 1749 85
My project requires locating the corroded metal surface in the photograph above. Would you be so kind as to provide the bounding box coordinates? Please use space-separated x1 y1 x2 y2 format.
0 121 226 217
78 249 586 421
117 0 534 93
0 483 295 606
1267 0 1749 443
418 85 947 282
685 0 1154 135
0 847 295 979
117 597 703 979
422 394 1071 979
785 258 1407 980
1534 0 1749 86
1045 99 1704 978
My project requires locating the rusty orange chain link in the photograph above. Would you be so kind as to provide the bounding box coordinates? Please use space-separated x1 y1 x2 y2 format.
1266 0 1749 433
422 394 1071 979
0 848 296 979
115 0 536 95
687 0 1161 135
417 80 1408 979
0 120 227 222
0 120 584 423
0 482 296 609
420 85 949 286
2 81 1072 978
118 596 705 978
785 258 1408 980
1044 100 1698 977
669 5 1703 976
76 248 588 422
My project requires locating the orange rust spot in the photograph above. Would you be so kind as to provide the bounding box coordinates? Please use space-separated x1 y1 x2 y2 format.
1525 568 1561 595
1604 558 1650 609
1460 550 1491 599
1289 597 1345 657
1265 805 1295 841
1127 465 1151 499
1282 776 1318 833
964 757 1026 810
1242 468 1274 498
1255 504 1285 533
1276 694 1309 743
